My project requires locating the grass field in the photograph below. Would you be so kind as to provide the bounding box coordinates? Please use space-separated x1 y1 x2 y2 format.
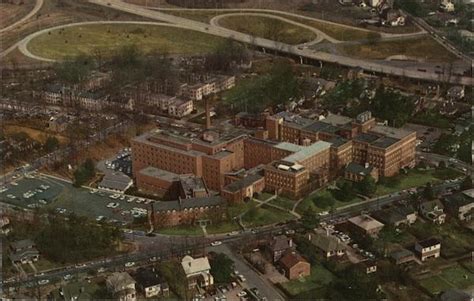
160 9 219 23
28 24 227 60
296 189 363 215
5 125 69 144
242 204 295 227
281 265 335 296
269 197 296 211
338 37 457 62
418 264 474 294
218 15 316 45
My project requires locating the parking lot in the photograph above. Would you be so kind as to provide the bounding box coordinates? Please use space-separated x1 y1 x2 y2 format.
0 174 152 225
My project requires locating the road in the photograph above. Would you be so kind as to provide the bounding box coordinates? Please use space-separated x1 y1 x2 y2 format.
0 0 44 34
417 151 472 174
88 0 473 86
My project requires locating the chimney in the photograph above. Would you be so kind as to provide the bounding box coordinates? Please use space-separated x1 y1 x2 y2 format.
205 98 211 130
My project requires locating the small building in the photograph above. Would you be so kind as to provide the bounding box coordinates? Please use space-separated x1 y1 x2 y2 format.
278 251 311 280
106 272 136 301
98 172 133 193
419 200 446 225
48 115 69 133
221 174 265 203
267 235 295 263
372 206 417 227
348 215 384 237
181 256 214 288
443 189 474 221
344 162 379 183
415 238 441 261
133 267 169 298
308 229 346 258
440 0 455 12
360 260 377 274
168 99 193 118
10 239 39 264
389 249 416 265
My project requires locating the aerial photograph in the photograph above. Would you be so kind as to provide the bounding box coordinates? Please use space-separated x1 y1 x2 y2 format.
0 0 472 300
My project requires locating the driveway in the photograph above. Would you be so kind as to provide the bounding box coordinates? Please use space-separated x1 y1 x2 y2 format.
209 244 285 301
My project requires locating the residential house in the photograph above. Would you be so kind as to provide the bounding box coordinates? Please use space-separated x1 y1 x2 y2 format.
308 229 346 258
181 256 214 288
9 239 39 264
344 162 379 183
360 260 377 274
48 115 69 133
57 281 93 300
372 205 417 227
133 268 169 298
348 215 384 237
415 238 441 261
106 272 136 301
419 200 446 224
278 251 311 280
389 249 416 265
440 0 455 12
267 235 295 263
443 189 474 221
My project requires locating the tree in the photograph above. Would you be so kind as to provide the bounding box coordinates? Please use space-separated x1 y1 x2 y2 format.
43 136 59 152
422 182 435 200
356 175 377 197
332 181 355 202
460 176 473 191
54 54 94 86
438 160 446 169
210 253 234 284
314 194 335 209
301 207 320 230
73 158 96 187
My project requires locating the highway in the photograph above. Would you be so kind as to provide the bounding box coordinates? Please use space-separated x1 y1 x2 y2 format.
88 0 473 86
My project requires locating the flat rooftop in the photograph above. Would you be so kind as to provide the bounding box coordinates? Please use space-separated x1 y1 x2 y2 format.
283 141 331 164
320 114 353 127
370 125 414 140
348 215 384 231
139 167 180 182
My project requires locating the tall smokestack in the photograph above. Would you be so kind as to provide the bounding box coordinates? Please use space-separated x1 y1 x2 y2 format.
205 98 211 130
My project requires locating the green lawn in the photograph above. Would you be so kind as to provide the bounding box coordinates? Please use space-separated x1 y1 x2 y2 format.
28 24 227 60
270 197 296 211
375 168 460 196
218 15 316 45
156 225 204 236
281 265 335 296
296 189 363 215
418 265 474 294
242 204 295 227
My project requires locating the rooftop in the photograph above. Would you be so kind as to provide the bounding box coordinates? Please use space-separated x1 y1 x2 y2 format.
10 239 35 250
181 256 211 276
348 215 384 231
279 252 308 269
283 141 331 164
139 167 180 182
98 172 133 192
274 142 303 153
416 238 441 248
320 114 353 127
274 111 314 129
222 174 263 193
371 136 400 149
345 162 375 176
370 125 413 140
309 229 346 252
354 133 381 144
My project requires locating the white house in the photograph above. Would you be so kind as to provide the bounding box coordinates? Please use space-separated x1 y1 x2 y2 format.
181 256 214 288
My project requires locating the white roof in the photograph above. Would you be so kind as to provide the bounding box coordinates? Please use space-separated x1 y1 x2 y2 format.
181 256 211 276
283 141 331 163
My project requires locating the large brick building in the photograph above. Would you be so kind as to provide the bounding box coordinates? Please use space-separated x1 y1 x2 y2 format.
264 111 416 177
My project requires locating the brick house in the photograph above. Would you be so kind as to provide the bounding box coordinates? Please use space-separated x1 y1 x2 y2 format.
278 252 311 280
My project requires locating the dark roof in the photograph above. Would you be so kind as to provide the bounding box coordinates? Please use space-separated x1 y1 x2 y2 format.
302 121 340 135
345 162 374 176
444 192 474 209
416 238 441 248
10 239 35 250
354 133 381 144
390 249 415 261
270 235 293 252
279 252 308 269
371 136 399 149
327 136 350 147
133 268 163 288
222 174 263 193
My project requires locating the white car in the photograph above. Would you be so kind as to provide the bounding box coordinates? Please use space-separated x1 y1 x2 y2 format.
122 229 133 234
127 197 135 203
237 291 247 298
90 189 98 194
237 275 246 282
0 187 8 193
124 262 135 267
63 274 73 281
318 211 329 216
38 279 49 285
211 241 222 247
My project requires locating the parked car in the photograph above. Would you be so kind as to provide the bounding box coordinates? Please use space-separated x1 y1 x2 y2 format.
211 241 222 247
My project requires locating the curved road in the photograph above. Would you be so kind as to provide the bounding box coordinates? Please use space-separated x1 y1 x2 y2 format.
210 12 335 44
88 0 473 86
0 0 44 34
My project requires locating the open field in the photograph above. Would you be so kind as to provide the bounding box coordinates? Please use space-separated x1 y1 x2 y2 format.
338 37 457 62
280 265 334 296
242 204 295 227
296 189 363 215
0 1 35 29
218 15 316 45
418 264 474 294
4 124 69 145
27 23 228 60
